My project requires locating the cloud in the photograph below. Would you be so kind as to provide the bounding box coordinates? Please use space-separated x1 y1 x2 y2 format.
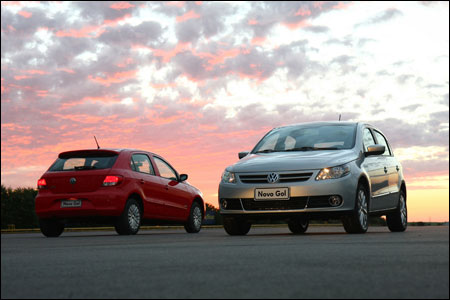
99 21 162 47
396 74 415 85
355 8 403 27
330 55 357 75
371 116 449 149
401 104 421 112
303 25 330 33
174 2 236 44
442 93 449 107
241 1 344 37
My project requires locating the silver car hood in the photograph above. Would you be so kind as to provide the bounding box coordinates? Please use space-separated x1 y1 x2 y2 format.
228 150 358 173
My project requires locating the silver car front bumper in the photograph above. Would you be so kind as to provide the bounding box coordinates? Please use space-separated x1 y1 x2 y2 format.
219 170 358 215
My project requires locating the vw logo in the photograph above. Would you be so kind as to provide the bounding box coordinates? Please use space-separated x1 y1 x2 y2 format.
69 178 77 185
267 172 279 184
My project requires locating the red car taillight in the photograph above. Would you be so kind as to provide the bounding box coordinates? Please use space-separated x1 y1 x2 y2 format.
102 175 123 186
37 178 47 189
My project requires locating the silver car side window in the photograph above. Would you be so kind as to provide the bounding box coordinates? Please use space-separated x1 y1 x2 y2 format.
373 131 392 156
363 128 376 152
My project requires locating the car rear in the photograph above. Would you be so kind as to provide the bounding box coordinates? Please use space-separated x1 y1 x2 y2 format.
35 149 129 219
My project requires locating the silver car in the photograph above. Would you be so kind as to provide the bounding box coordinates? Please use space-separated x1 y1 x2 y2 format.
219 122 407 235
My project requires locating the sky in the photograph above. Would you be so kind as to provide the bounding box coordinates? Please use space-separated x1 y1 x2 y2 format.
1 1 449 222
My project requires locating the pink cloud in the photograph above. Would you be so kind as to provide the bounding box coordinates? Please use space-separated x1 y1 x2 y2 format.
17 10 32 18
6 25 16 32
36 90 48 97
194 47 242 66
116 58 134 68
104 13 131 26
332 2 353 10
25 69 49 75
251 36 266 46
1 1 23 6
149 42 191 63
176 10 201 23
56 25 105 38
110 2 135 10
295 8 311 16
14 75 32 80
282 19 309 30
165 1 185 7
57 68 75 74
88 70 137 86
55 14 130 38
59 95 121 110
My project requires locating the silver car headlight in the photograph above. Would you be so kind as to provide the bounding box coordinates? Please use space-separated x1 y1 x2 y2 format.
316 164 350 181
221 170 236 184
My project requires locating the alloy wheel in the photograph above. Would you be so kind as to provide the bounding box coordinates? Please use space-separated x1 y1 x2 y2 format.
399 194 407 227
193 206 202 231
358 189 368 230
128 204 141 231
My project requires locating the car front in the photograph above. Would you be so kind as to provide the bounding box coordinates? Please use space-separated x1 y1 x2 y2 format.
218 122 362 221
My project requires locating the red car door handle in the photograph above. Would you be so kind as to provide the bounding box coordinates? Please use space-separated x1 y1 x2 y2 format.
140 179 145 184
165 185 169 190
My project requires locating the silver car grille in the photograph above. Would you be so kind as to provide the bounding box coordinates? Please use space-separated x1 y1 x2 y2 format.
239 172 313 184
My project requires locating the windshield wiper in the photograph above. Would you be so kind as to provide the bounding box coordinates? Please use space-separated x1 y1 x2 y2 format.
284 147 340 152
255 149 279 154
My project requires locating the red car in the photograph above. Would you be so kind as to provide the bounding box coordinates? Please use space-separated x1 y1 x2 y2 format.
35 149 205 237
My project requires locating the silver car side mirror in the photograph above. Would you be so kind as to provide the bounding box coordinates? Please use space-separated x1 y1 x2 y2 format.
238 151 250 159
365 145 385 157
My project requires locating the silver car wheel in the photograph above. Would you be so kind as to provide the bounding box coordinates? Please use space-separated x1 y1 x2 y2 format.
193 206 202 231
399 194 407 227
358 189 368 230
128 204 141 231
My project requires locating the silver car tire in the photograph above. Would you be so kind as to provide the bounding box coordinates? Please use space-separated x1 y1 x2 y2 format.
386 190 407 232
342 183 369 234
223 216 251 236
288 217 309 234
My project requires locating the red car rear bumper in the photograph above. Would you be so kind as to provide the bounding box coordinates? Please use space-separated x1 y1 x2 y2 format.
35 188 128 219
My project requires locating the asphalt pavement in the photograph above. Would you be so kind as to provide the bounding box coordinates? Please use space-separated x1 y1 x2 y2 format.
1 226 449 299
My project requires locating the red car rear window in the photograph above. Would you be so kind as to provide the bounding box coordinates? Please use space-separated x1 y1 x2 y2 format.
49 151 118 171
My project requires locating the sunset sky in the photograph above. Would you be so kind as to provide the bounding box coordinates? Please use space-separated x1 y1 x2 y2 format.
1 1 449 222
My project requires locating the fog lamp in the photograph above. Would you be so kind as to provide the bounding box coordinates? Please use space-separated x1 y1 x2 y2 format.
221 199 228 209
329 195 343 207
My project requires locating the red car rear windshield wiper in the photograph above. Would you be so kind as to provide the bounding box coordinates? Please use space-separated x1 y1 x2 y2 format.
74 166 97 170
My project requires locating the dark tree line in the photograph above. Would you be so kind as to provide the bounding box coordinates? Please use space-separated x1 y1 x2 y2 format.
1 185 39 229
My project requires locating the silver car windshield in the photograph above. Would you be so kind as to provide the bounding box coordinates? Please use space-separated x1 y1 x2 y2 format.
252 124 357 153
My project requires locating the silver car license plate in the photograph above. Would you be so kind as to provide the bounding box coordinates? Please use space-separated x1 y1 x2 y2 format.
254 188 290 201
61 199 82 208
